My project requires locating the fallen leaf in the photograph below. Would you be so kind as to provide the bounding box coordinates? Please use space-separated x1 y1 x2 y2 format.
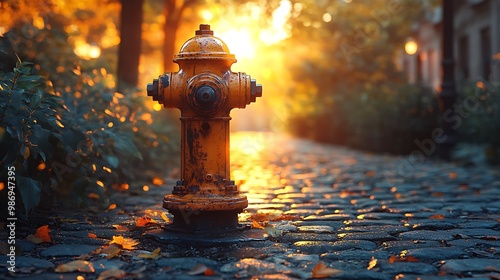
136 216 156 227
250 213 273 222
429 214 445 220
97 268 126 280
432 192 444 197
55 260 95 273
101 244 122 259
251 220 265 229
448 172 457 179
388 255 420 264
137 247 161 259
367 257 377 270
312 262 341 278
88 233 97 238
110 235 139 250
107 204 117 211
26 225 51 243
204 268 216 276
161 212 171 223
187 263 210 276
113 224 129 232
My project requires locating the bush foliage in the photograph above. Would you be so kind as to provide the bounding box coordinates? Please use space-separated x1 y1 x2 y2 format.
0 14 179 219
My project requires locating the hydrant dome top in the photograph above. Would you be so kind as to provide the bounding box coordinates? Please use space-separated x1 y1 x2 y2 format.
174 24 236 62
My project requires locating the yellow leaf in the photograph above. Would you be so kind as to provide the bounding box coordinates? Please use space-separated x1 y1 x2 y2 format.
251 220 264 229
367 257 377 270
312 262 341 278
138 247 161 259
161 212 171 223
55 260 95 273
110 235 139 250
97 268 126 280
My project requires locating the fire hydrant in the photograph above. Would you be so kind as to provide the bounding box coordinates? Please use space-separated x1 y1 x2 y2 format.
147 24 262 232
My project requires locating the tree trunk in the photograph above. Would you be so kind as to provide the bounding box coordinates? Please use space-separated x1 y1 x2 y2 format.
117 0 144 92
163 18 178 72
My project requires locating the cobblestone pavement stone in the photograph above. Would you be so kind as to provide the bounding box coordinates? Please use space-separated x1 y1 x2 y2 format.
2 132 500 279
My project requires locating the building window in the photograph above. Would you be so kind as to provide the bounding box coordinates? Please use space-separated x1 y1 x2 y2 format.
458 36 469 80
480 27 491 80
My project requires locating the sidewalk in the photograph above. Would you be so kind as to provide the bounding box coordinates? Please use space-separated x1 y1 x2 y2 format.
2 132 499 279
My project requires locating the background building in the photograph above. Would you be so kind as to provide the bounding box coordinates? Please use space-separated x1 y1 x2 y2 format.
403 0 500 88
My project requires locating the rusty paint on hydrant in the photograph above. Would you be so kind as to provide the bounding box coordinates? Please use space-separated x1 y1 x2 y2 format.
147 24 262 232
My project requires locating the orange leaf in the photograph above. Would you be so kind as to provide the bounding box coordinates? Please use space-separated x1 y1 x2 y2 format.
34 225 51 242
312 262 341 278
429 214 445 220
107 203 117 211
136 216 156 227
204 268 216 276
251 220 265 229
110 235 139 250
88 233 97 238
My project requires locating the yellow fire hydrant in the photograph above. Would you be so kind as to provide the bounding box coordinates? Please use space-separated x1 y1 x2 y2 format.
147 24 262 232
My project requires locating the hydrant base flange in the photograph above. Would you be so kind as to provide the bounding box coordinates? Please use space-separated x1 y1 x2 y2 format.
165 210 246 233
163 194 248 211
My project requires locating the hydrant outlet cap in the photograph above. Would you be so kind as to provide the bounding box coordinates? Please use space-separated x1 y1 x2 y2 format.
174 24 236 62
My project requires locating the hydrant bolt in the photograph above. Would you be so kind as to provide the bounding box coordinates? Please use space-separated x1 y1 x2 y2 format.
147 24 262 233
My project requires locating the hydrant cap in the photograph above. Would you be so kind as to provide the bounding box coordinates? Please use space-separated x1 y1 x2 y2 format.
174 24 236 62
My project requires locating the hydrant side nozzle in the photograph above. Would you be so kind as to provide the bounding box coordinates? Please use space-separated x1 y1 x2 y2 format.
147 78 159 101
250 79 263 103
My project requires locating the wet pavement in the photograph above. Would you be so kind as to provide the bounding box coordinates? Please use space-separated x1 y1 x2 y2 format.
1 132 500 279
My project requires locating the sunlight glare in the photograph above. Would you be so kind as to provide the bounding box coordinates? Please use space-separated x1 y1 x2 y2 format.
259 0 292 45
218 28 256 60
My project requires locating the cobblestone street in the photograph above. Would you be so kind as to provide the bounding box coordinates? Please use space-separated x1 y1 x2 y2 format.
2 132 500 279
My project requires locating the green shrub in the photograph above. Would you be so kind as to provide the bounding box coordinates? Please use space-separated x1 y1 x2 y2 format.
0 14 179 219
0 60 62 217
287 83 440 154
457 80 500 163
